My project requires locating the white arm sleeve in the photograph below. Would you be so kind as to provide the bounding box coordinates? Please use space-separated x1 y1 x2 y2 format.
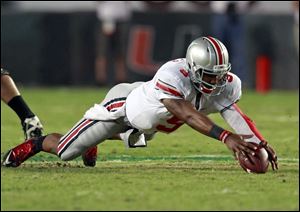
221 105 261 144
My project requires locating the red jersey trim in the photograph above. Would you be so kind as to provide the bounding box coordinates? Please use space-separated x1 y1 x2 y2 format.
233 103 265 141
155 80 183 98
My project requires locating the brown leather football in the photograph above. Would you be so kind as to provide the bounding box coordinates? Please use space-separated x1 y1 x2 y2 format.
237 143 269 174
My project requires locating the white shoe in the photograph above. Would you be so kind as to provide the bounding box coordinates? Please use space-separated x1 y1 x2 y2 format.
22 116 43 140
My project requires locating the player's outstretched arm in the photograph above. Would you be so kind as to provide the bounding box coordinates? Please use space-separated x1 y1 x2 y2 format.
161 98 257 156
221 103 278 170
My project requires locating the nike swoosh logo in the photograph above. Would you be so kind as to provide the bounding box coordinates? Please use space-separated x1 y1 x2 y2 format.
3 150 12 165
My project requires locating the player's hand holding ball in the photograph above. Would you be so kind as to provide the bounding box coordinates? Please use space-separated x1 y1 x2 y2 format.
259 140 278 171
224 134 278 173
237 142 269 173
224 133 257 158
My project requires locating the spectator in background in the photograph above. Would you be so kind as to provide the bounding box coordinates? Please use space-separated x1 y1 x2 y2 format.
94 1 131 86
211 1 256 87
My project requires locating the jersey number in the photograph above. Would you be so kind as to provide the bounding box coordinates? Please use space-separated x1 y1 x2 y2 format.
156 116 184 133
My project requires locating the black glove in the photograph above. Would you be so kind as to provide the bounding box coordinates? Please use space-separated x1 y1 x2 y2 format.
259 140 278 170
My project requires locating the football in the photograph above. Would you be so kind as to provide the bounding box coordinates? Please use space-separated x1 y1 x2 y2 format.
237 143 269 174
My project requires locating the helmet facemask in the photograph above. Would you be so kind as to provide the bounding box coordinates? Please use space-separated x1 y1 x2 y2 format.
189 63 231 96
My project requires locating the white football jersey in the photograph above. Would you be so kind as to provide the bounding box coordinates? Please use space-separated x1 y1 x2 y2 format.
126 58 242 134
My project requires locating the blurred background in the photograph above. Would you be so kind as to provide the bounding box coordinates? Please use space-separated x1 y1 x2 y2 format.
1 1 299 91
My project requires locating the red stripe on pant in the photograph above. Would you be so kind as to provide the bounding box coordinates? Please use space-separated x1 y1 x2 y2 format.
57 119 92 154
106 101 125 111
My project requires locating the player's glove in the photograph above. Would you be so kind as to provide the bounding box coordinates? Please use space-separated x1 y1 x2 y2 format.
259 140 278 171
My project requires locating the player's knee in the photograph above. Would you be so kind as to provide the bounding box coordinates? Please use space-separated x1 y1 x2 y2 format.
59 152 72 161
59 147 81 161
59 150 77 161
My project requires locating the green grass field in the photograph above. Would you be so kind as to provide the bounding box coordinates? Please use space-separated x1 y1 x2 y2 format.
1 87 299 211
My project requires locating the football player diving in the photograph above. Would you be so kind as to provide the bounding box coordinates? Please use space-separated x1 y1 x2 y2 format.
2 36 278 171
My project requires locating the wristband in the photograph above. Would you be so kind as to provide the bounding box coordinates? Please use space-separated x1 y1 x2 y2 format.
208 124 231 143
